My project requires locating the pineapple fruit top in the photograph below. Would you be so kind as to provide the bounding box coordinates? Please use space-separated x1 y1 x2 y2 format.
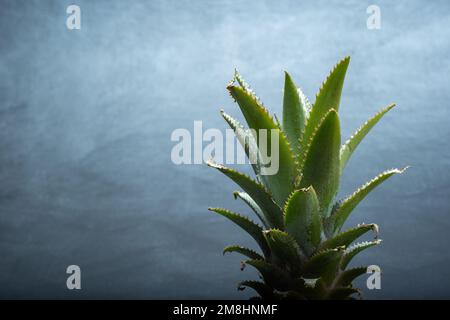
208 57 406 300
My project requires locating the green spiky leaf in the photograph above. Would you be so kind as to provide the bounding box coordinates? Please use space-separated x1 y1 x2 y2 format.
300 110 341 213
263 229 304 274
340 104 395 173
284 186 322 255
320 223 378 250
341 240 382 269
223 245 264 260
208 208 270 257
302 247 344 281
233 191 267 228
301 57 350 150
227 77 296 206
282 72 307 153
330 167 407 233
208 162 283 229
221 110 261 175
298 87 312 113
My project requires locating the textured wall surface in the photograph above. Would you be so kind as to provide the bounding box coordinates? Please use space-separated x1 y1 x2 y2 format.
0 0 449 299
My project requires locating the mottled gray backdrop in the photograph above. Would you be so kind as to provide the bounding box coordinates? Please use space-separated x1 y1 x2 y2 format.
0 0 449 299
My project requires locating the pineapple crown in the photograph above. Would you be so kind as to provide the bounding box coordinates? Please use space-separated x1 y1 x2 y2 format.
207 56 407 300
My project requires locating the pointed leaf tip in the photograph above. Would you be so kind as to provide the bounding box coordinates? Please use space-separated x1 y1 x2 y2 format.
330 167 407 233
301 57 349 151
223 245 264 260
320 223 378 250
227 83 297 206
340 103 396 172
282 71 307 154
233 191 268 227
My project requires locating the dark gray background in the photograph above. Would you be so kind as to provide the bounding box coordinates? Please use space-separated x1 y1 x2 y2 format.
0 0 449 299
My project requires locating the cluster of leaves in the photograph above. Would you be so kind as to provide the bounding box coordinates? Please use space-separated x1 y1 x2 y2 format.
208 57 406 299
